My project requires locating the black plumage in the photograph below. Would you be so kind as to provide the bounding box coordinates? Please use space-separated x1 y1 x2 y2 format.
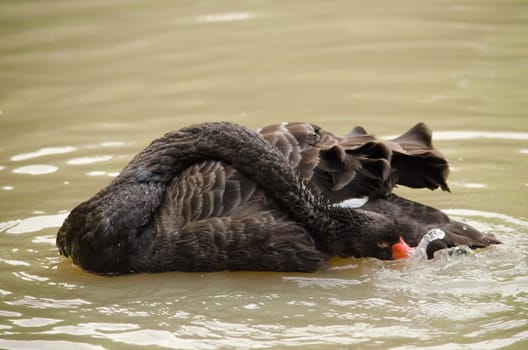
56 121 500 273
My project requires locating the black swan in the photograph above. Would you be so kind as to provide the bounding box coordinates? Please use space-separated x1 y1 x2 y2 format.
56 122 500 274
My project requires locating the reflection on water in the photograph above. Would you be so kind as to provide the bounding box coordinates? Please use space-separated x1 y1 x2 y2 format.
1 0 527 349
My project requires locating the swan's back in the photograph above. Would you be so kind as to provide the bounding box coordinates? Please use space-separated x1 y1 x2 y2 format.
259 121 450 201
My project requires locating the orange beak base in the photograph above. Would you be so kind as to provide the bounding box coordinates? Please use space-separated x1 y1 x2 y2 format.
391 236 412 259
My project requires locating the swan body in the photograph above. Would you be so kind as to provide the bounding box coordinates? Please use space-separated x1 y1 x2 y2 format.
57 121 499 274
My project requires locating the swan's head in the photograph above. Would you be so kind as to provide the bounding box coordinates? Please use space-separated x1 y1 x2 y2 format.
334 209 411 260
359 234 412 261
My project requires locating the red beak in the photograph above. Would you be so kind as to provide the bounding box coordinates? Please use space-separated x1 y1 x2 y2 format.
391 236 412 259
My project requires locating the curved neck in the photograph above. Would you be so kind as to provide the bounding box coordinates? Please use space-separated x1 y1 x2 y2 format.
124 122 364 248
58 122 367 272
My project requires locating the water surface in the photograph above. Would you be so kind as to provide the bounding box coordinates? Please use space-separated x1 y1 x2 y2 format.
1 0 527 349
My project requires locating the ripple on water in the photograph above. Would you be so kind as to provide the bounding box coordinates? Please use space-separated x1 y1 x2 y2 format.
86 170 119 177
13 271 49 282
452 182 488 189
0 258 30 267
6 296 91 309
66 155 113 165
444 209 528 228
197 12 256 23
87 141 129 148
11 317 61 328
10 146 77 162
282 276 364 289
12 165 58 175
44 324 201 350
0 340 105 350
0 213 68 234
47 322 140 335
437 131 528 141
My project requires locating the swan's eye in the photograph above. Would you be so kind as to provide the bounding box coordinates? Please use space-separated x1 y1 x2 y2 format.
377 242 390 249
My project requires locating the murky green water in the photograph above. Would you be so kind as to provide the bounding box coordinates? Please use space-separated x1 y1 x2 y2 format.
1 0 527 349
